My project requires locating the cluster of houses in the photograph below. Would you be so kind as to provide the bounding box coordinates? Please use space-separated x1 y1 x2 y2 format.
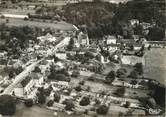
0 16 165 116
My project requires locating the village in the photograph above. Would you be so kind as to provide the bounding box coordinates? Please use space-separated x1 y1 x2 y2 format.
0 23 165 116
0 0 165 117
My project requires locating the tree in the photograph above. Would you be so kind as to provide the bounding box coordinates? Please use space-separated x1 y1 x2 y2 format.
44 86 53 96
116 68 127 78
24 99 33 107
105 71 116 83
48 73 70 82
21 76 31 87
65 100 75 111
147 98 157 109
114 87 126 97
130 80 137 85
34 66 41 73
8 69 15 79
0 95 16 116
79 80 85 85
128 70 139 79
67 38 74 51
79 96 90 106
94 99 101 105
47 100 54 107
24 17 28 21
53 55 59 63
96 105 109 115
6 19 9 23
134 24 143 35
54 92 61 103
152 85 165 108
123 101 130 108
84 51 95 59
14 66 23 75
75 85 82 92
147 27 165 41
125 109 133 116
134 63 143 75
71 70 80 78
37 93 46 104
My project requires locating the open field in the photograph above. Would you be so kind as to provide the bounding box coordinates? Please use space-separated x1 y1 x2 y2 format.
0 8 35 15
144 48 166 85
0 18 74 30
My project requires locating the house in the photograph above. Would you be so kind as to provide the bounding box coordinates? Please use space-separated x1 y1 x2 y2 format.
55 53 67 60
106 44 118 52
7 59 19 67
13 73 42 97
129 19 139 26
104 35 117 45
55 61 65 69
56 37 71 50
13 83 24 97
65 0 80 4
28 5 36 10
2 14 29 19
133 43 142 51
121 55 145 66
37 33 56 43
65 0 93 4
77 32 89 47
0 51 7 58
117 39 135 45
144 41 166 48
140 22 151 29
14 81 32 97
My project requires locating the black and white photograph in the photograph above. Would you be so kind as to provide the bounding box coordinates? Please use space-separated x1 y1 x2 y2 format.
0 0 165 116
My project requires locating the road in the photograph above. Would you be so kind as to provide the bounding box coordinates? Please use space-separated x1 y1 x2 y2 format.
2 37 71 95
2 59 43 95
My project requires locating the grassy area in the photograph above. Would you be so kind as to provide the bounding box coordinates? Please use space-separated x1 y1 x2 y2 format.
14 103 115 117
0 19 74 31
143 48 166 85
1 8 35 15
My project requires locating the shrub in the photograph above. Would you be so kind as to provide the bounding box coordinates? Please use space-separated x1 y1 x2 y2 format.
130 80 137 85
116 68 127 78
128 70 139 79
65 100 75 111
24 99 33 107
134 63 143 75
44 86 53 96
114 87 126 97
0 95 16 116
37 93 46 104
71 70 80 78
79 96 90 106
54 92 61 103
48 73 70 82
96 105 109 115
124 101 130 108
34 66 41 73
47 100 54 107
105 70 116 83
24 17 29 21
79 80 85 85
75 85 82 92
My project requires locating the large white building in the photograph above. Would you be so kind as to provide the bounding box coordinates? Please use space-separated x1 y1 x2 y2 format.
1 14 28 19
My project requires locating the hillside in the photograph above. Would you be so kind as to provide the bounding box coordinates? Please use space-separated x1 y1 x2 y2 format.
62 2 116 26
62 0 165 40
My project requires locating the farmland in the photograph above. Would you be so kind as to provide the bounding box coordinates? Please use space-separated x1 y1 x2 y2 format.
144 48 166 85
0 18 74 31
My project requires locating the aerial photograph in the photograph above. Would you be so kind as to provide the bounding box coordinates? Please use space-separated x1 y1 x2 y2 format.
0 0 165 117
